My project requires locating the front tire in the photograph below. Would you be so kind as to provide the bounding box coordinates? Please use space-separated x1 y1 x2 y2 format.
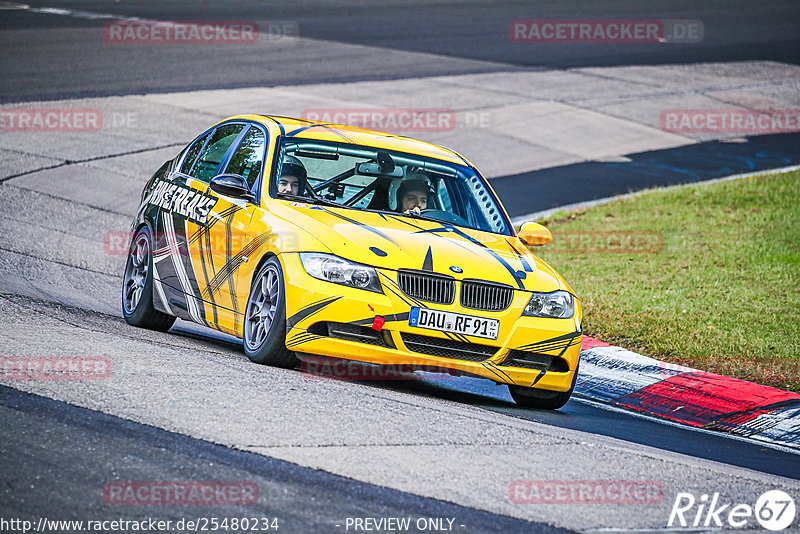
243 257 297 368
508 361 579 410
122 226 176 332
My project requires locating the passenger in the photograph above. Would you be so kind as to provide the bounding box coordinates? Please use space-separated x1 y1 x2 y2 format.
396 177 432 215
278 155 307 196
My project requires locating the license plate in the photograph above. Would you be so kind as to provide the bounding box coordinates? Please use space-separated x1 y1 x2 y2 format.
408 307 499 340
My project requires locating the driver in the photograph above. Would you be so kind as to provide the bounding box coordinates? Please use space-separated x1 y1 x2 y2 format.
277 155 307 196
396 176 432 215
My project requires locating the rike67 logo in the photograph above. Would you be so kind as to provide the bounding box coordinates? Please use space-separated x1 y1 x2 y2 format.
668 490 795 531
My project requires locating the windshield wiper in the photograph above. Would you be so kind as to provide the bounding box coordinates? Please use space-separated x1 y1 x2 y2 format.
400 210 448 226
368 209 446 226
277 193 343 208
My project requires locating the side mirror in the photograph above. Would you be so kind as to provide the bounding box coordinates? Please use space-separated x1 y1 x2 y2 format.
517 222 552 246
209 174 256 203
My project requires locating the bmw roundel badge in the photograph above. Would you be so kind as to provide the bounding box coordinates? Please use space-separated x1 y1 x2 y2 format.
449 265 463 274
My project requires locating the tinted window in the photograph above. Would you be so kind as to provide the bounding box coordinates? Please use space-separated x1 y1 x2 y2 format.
179 130 212 175
191 124 245 183
436 178 453 212
224 127 266 189
278 139 513 235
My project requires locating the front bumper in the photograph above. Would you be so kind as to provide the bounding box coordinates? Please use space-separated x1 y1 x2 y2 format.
280 253 582 391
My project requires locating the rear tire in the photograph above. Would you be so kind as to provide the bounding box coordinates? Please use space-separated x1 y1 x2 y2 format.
243 257 297 368
508 361 579 410
122 226 176 332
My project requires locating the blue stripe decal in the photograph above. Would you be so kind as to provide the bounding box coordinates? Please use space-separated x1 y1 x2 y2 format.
414 226 525 289
261 116 285 136
287 124 319 137
508 241 533 273
320 207 396 244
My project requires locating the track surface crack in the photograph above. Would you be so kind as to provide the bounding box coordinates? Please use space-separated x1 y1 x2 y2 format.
0 142 184 184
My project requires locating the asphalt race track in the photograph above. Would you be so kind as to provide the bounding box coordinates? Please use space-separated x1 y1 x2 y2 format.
2 0 799 102
1 2 799 533
1 385 563 534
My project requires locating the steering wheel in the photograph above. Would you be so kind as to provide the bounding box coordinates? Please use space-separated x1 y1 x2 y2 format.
420 209 468 226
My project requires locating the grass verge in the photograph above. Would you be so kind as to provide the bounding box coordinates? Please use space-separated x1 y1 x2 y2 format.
532 170 800 391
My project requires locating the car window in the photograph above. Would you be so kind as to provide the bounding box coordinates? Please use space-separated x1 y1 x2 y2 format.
224 126 266 190
191 124 246 183
436 178 453 213
343 175 377 208
179 130 213 176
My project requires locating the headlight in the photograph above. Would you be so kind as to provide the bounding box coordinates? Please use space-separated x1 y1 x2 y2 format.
523 290 574 318
299 253 383 293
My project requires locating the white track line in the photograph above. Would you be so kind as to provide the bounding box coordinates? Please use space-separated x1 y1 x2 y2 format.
4 2 162 22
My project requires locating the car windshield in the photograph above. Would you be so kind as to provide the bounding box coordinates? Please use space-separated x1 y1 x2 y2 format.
272 139 513 236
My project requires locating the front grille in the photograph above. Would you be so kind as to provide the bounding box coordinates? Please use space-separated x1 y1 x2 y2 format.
401 332 498 362
461 280 513 311
397 270 455 305
501 350 570 372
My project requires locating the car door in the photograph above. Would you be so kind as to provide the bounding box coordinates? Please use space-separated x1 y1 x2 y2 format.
155 122 250 330
198 123 269 337
149 127 216 322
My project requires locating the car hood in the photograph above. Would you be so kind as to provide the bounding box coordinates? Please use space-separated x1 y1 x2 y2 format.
272 202 568 293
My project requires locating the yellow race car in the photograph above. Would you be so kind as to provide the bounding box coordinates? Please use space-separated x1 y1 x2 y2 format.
123 115 582 409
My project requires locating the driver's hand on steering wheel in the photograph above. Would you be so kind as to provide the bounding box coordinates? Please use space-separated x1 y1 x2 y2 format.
403 206 422 215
